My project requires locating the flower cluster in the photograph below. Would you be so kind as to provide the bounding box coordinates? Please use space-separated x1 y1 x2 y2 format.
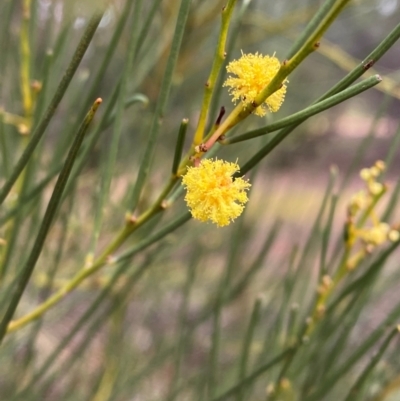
223 52 287 117
347 161 399 250
181 159 251 227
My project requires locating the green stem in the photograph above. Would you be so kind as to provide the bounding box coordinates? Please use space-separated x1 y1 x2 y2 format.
202 0 351 152
223 75 382 144
6 176 182 334
238 21 400 176
357 188 386 228
3 0 387 338
304 248 351 337
0 12 104 206
172 118 189 175
207 0 251 129
115 212 191 264
342 326 399 401
0 99 102 344
74 0 133 126
20 0 33 122
210 347 294 401
319 191 338 277
89 0 143 255
236 296 263 401
254 0 349 110
193 0 237 145
129 0 192 211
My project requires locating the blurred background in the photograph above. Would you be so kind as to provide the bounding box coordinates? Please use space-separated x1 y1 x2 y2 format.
0 0 400 400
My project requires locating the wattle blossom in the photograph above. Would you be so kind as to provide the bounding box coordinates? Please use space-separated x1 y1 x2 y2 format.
182 159 251 227
223 52 287 117
348 161 399 249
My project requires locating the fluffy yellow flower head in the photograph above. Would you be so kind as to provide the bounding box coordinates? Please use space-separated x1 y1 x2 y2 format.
223 52 287 117
182 159 251 227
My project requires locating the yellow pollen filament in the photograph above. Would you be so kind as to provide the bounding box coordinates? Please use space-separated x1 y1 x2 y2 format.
223 52 287 117
181 159 251 227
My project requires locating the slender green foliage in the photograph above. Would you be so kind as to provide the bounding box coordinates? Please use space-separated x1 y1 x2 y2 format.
0 99 102 344
0 13 104 206
0 1 399 400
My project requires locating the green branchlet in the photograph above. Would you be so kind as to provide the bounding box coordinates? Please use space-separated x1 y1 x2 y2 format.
0 4 399 400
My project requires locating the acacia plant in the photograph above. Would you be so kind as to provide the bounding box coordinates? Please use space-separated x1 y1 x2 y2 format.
0 0 400 400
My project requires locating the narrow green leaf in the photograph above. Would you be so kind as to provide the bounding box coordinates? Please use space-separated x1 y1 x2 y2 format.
237 76 382 174
129 0 193 211
238 21 400 176
32 50 54 126
166 249 199 401
207 0 252 129
0 98 102 344
319 191 338 277
172 118 189 175
0 12 104 205
236 296 263 401
226 75 382 145
116 212 192 263
286 0 343 59
211 347 294 401
0 119 11 179
305 301 400 401
383 120 400 173
90 0 143 254
328 241 400 313
342 327 399 401
134 0 163 58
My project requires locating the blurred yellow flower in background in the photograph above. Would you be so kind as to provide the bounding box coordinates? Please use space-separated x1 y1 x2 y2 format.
223 52 287 117
348 160 399 250
182 159 251 227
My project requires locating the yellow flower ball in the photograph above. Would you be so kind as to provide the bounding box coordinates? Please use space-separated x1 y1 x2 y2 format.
361 222 390 246
181 159 251 227
223 52 287 117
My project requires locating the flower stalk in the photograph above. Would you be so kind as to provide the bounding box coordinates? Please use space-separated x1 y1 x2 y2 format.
305 161 399 337
193 0 238 146
3 0 380 337
0 98 103 342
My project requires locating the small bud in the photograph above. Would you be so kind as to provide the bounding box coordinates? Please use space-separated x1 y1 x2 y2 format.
375 160 385 171
266 383 275 395
363 59 374 70
389 230 400 242
360 168 371 181
370 166 381 177
369 182 383 195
